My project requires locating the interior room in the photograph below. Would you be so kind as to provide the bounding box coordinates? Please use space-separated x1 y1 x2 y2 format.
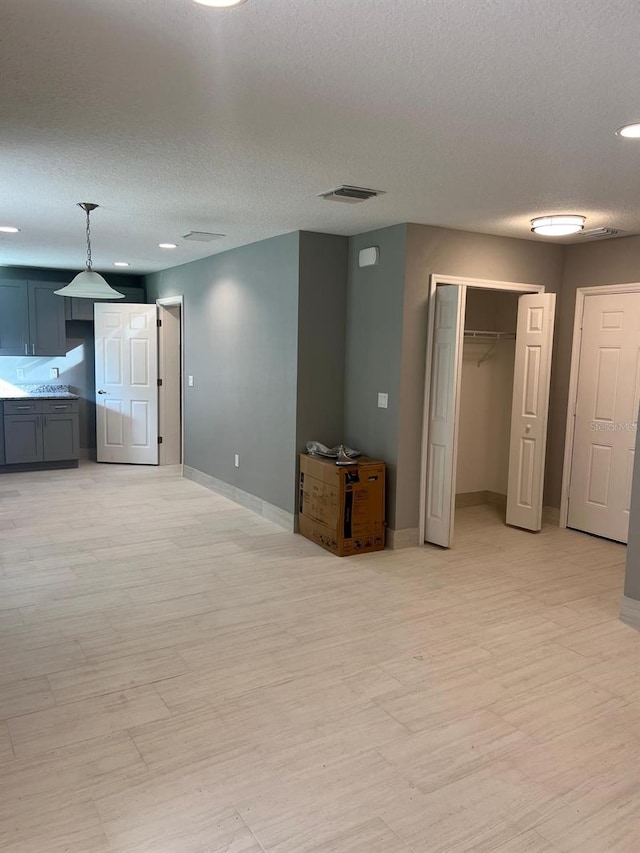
1 2 640 852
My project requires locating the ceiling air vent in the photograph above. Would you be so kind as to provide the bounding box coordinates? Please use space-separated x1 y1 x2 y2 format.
579 227 623 240
182 231 226 242
318 185 385 204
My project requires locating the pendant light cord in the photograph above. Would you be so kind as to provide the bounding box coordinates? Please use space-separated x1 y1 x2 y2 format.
86 208 93 270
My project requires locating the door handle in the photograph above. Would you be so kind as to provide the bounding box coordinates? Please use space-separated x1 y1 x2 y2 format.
97 389 107 395
31 344 36 355
24 342 28 355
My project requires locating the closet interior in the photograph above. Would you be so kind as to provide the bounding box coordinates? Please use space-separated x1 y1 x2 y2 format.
455 288 520 520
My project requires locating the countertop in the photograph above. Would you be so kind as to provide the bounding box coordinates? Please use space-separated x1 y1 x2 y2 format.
0 383 79 401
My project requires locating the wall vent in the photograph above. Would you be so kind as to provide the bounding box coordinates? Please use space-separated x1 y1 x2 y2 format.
579 227 623 240
182 231 226 242
318 185 385 204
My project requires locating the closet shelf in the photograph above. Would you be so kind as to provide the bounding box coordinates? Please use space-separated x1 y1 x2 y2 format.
463 330 516 367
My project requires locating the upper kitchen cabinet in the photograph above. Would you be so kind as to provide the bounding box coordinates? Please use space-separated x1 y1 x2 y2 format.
0 280 30 356
0 279 66 356
65 286 145 321
28 281 67 356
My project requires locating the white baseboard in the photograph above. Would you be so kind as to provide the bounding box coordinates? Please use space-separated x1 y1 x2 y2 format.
620 595 640 630
183 465 295 531
386 527 420 549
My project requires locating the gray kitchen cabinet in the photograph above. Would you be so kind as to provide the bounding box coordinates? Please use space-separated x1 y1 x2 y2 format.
0 280 66 356
66 286 145 321
3 400 79 466
42 412 80 461
0 403 4 465
0 280 30 356
28 281 67 355
4 400 39 415
4 414 43 464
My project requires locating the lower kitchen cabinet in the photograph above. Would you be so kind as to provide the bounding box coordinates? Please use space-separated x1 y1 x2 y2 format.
4 414 43 464
3 400 79 467
42 412 80 461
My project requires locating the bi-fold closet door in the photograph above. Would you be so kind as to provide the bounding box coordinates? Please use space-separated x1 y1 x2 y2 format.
424 286 556 547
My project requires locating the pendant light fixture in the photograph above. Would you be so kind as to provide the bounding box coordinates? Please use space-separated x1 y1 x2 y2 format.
55 203 124 299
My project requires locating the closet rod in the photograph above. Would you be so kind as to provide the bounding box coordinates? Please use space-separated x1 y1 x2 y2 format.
464 330 516 340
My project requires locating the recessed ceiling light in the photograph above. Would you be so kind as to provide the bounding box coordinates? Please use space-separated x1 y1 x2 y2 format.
193 0 247 6
0 226 20 233
530 215 585 237
158 243 178 249
113 262 130 267
616 123 640 139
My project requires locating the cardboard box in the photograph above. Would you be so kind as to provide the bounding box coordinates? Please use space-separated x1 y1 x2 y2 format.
298 454 385 556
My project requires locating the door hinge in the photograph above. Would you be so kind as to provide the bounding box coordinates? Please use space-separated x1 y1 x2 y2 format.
157 436 163 444
157 378 163 387
157 318 162 327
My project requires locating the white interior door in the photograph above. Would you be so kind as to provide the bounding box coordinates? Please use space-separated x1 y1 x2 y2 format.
506 293 556 531
568 292 640 543
95 303 158 464
424 285 466 546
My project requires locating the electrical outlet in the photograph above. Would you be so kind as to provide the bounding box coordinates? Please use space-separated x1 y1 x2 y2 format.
188 375 194 387
16 368 24 380
50 367 59 379
234 454 239 468
377 392 389 409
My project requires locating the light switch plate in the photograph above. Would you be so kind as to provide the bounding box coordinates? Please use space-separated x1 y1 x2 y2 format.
377 392 388 409
16 368 24 380
188 375 194 387
50 367 59 379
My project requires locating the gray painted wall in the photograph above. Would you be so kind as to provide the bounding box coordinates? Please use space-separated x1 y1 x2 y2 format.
398 225 565 531
146 233 300 514
0 266 144 449
296 232 348 456
343 224 408 528
342 223 564 533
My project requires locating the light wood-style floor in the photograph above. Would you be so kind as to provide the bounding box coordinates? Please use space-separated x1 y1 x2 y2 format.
0 462 638 853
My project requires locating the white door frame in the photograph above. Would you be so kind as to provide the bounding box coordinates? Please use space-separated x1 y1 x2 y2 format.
156 295 185 468
559 281 640 529
419 274 546 545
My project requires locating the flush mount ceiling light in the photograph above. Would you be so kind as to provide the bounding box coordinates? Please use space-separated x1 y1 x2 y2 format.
192 0 247 6
530 215 585 237
616 123 640 138
158 242 178 249
0 226 20 233
55 204 124 300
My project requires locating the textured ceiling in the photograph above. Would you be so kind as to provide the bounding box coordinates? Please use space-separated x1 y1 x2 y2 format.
1 0 640 273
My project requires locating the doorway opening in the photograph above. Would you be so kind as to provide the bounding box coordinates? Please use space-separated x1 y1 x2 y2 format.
94 297 184 466
157 297 184 466
456 288 519 521
419 275 555 549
